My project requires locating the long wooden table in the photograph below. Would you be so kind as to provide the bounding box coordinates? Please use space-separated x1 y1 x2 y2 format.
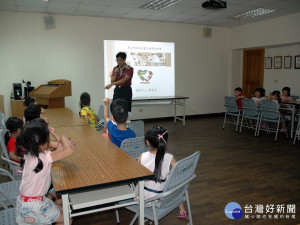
49 109 153 224
44 108 88 128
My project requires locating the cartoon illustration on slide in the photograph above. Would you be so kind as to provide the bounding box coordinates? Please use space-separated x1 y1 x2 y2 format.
138 70 153 82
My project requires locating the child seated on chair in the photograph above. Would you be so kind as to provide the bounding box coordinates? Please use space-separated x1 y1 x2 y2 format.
5 117 24 163
24 104 48 124
103 98 136 147
281 87 293 102
80 92 99 130
16 118 74 225
252 87 266 106
138 125 189 221
24 97 45 114
234 87 245 109
24 110 67 204
268 90 281 108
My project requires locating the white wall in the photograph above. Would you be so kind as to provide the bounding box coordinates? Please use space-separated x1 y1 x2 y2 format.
230 12 300 97
231 12 300 50
264 44 300 97
0 11 231 118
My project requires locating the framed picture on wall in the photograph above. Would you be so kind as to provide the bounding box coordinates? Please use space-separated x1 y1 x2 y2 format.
295 55 300 69
265 57 272 69
274 56 282 69
284 56 292 69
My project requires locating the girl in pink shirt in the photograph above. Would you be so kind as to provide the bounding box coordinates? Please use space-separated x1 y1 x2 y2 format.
281 87 293 102
16 118 74 225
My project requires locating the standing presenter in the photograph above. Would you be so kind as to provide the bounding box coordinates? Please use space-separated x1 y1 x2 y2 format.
105 52 134 112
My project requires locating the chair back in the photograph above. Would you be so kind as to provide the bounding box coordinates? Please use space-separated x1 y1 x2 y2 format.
0 129 22 178
260 100 279 120
224 96 239 114
158 151 200 209
290 95 299 101
120 136 149 159
0 129 10 162
126 120 144 137
98 104 104 120
0 112 6 129
0 168 20 209
242 99 259 117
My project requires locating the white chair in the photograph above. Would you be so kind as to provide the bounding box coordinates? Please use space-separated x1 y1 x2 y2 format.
0 112 6 129
0 169 18 225
126 151 200 225
0 207 17 225
290 95 299 101
0 168 21 208
240 99 260 136
126 120 144 137
257 100 288 141
97 104 106 130
293 114 300 145
0 129 22 179
223 96 241 132
120 136 149 160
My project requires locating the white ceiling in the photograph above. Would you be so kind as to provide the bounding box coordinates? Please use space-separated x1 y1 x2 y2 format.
0 0 300 27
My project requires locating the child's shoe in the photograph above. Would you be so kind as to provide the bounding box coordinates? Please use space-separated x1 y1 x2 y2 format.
177 210 189 221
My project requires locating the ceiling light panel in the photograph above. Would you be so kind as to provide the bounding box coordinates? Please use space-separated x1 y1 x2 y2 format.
140 0 183 10
228 8 276 20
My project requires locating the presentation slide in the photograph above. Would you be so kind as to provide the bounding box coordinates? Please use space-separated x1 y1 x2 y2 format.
104 40 175 98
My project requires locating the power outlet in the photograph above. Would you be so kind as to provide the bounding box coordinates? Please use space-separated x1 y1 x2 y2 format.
139 108 143 112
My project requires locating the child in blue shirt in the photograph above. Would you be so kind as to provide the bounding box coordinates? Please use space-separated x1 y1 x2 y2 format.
103 98 136 147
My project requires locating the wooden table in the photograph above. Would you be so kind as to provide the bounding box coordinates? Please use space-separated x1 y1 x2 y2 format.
44 108 88 128
132 96 189 126
52 126 153 224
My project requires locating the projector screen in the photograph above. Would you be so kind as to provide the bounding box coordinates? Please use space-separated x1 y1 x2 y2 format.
104 40 175 98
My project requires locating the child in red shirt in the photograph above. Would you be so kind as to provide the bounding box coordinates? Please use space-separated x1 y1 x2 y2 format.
5 117 24 163
234 87 245 109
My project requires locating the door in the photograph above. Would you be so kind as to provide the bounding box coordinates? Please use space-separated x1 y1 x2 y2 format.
243 49 265 98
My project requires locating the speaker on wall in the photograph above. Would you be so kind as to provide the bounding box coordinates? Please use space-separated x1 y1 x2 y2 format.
203 27 212 38
44 15 55 30
13 83 22 100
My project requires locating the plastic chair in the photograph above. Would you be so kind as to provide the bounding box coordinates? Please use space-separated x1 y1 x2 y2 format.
0 112 6 129
120 137 149 160
126 151 200 225
126 120 144 137
290 95 299 101
0 169 18 225
0 207 17 225
240 99 260 136
0 168 21 208
0 129 22 179
97 104 106 130
223 96 241 132
293 114 300 145
257 100 288 141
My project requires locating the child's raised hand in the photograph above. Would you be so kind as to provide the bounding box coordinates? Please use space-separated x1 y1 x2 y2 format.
68 137 76 148
49 127 56 135
103 98 110 105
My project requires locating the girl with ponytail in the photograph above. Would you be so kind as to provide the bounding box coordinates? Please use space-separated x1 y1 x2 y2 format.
16 118 75 225
139 125 189 221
